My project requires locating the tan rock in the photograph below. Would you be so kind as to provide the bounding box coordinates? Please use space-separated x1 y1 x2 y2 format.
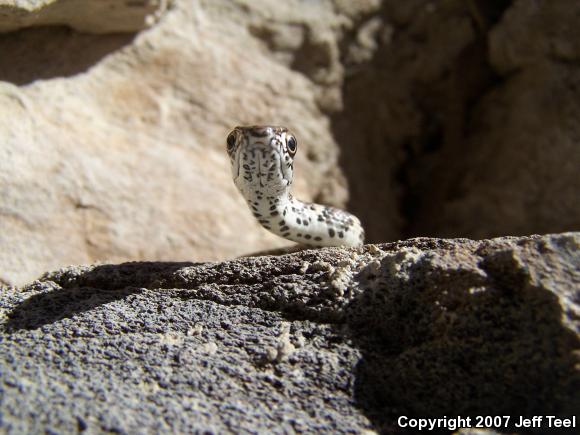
0 0 165 33
2 0 580 286
0 1 349 286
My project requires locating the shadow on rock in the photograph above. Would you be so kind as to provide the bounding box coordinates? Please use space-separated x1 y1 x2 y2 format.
344 247 580 433
5 261 197 331
0 26 136 85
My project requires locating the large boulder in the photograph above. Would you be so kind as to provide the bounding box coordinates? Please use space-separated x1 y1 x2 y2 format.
1 233 578 433
0 0 358 285
1 0 579 289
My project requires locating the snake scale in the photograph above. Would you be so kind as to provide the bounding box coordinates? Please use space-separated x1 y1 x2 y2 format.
226 125 365 247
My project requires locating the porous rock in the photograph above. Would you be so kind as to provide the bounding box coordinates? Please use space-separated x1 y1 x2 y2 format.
1 233 578 433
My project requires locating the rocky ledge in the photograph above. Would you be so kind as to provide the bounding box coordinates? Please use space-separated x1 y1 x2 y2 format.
0 0 164 33
1 233 579 433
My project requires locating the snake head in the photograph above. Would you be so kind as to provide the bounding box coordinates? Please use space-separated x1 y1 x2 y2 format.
226 125 297 198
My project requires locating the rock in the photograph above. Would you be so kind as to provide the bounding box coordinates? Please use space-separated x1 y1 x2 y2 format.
489 0 580 74
1 233 578 433
415 0 580 239
1 0 579 289
418 60 580 239
0 0 164 33
333 0 481 242
333 0 580 241
0 0 352 286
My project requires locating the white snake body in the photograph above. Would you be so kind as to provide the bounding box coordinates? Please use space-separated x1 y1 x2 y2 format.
226 125 365 247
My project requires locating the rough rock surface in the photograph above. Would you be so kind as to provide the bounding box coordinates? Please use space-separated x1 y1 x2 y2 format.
0 0 164 33
1 233 578 433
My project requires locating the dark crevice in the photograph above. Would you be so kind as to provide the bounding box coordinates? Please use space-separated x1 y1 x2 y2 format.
471 0 513 29
405 36 504 238
398 117 444 238
333 0 513 242
394 140 420 239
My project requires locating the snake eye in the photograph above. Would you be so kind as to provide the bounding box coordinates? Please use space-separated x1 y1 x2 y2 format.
287 135 297 157
226 132 237 153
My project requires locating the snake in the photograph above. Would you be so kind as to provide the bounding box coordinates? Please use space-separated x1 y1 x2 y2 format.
226 125 365 247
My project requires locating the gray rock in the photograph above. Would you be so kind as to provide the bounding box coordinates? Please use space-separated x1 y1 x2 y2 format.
1 233 578 433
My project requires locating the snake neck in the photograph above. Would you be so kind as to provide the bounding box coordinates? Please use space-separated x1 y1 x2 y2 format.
244 192 301 237
244 193 364 247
